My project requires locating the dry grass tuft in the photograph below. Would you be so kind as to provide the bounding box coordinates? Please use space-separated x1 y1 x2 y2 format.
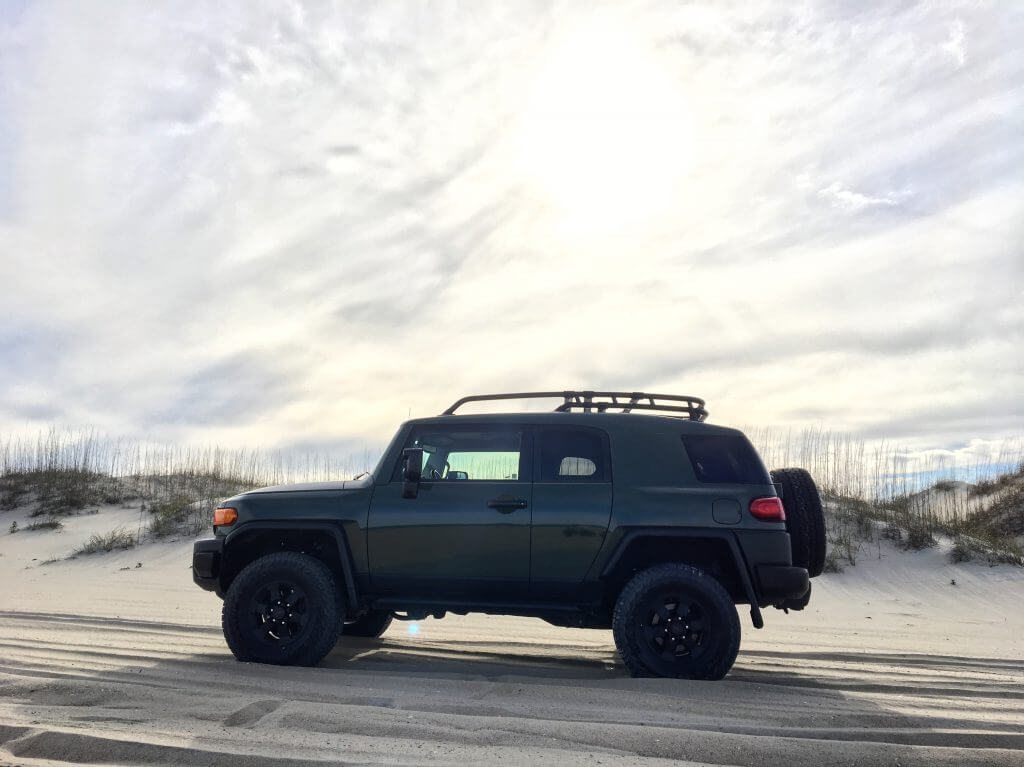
9 519 64 533
147 496 200 538
72 528 137 556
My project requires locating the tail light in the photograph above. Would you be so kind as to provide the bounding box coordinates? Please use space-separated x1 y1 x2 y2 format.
750 497 785 521
213 507 238 526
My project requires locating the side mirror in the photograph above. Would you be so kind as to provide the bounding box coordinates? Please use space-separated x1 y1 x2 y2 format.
402 447 423 499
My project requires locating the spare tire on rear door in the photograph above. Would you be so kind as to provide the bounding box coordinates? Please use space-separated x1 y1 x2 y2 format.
770 468 826 578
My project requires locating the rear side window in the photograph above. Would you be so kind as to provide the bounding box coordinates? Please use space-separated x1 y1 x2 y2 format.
536 427 610 482
681 434 769 484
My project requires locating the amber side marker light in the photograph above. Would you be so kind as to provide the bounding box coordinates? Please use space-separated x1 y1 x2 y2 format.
749 497 785 521
213 507 238 526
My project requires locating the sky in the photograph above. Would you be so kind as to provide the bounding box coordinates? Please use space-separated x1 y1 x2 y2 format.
0 1 1021 464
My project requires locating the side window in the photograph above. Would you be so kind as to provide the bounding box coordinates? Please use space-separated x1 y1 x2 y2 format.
537 427 609 483
681 434 770 484
398 426 523 481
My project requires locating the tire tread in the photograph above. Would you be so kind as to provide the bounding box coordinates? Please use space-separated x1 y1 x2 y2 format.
771 467 826 578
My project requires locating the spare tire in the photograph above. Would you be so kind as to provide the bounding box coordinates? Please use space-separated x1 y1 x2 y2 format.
770 468 826 578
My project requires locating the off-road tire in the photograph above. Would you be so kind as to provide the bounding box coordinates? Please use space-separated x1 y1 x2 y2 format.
222 552 340 666
612 563 740 680
770 467 826 578
341 610 393 638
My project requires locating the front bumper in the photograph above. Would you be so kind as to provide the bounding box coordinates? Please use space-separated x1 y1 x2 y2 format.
192 537 223 592
757 564 810 607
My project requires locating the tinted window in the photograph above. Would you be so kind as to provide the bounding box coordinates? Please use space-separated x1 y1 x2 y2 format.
537 428 609 482
682 434 769 484
399 426 523 481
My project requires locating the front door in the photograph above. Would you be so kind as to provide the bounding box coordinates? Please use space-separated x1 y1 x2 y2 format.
367 422 532 600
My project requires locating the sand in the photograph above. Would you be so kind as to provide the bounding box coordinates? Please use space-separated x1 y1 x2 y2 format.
1 504 1023 766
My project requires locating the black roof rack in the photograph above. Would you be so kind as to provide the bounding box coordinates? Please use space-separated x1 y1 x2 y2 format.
441 391 708 421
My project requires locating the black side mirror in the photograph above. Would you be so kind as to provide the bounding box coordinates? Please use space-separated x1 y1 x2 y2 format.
402 447 423 499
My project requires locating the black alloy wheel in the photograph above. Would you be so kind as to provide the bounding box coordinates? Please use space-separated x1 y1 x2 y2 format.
251 580 310 644
613 563 740 680
641 590 709 661
222 551 340 666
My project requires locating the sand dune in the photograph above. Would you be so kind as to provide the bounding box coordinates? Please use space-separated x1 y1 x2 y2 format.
1 509 1023 765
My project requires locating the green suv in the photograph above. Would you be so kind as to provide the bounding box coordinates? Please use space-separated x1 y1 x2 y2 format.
192 391 824 679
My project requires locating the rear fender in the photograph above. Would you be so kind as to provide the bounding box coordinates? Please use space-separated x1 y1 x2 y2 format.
598 528 764 629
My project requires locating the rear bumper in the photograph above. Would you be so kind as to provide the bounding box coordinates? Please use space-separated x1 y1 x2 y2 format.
192 537 223 593
757 564 810 606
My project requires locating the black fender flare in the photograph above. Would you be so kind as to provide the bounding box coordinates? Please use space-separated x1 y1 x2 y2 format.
599 527 764 629
223 521 359 608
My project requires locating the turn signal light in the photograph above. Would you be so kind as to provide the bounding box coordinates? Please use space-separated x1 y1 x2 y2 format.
213 507 238 526
750 497 785 521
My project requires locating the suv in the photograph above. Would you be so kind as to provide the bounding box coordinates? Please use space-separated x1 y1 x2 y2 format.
192 391 824 679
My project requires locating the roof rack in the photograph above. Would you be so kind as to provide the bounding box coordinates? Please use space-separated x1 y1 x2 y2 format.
441 391 708 421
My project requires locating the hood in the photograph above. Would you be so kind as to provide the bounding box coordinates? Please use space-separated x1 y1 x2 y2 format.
242 474 375 495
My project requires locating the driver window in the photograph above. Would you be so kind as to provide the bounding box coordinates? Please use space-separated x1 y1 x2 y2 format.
401 427 523 481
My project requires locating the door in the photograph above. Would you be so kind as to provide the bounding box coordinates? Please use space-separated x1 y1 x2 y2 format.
367 422 532 599
530 426 613 599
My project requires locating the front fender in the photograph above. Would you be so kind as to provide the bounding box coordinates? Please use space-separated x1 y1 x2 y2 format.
219 521 359 607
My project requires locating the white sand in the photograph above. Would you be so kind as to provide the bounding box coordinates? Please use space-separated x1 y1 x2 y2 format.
1 506 1023 766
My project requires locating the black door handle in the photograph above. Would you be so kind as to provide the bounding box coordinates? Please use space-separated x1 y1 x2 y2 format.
487 497 528 512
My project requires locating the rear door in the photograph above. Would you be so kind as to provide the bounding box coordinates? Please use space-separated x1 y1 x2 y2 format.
529 425 613 599
367 422 532 599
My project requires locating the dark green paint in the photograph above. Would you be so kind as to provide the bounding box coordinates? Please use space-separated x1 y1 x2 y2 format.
199 411 803 624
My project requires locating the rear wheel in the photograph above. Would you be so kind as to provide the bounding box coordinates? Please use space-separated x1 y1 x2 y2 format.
341 609 393 638
612 563 740 680
222 552 339 666
771 467 826 578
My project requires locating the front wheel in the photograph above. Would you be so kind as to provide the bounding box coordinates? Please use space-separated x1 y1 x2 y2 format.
222 552 340 666
612 563 740 680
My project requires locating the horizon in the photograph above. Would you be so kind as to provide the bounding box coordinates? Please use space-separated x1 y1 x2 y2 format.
2 422 1019 498
2 2 1021 455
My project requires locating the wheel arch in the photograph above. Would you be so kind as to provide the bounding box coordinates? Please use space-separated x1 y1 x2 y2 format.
221 521 358 609
599 528 763 629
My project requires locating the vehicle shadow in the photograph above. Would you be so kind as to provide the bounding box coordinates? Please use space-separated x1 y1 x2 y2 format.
322 634 627 680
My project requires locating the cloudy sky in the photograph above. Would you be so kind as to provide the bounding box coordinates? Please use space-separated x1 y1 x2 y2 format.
1 1 1021 460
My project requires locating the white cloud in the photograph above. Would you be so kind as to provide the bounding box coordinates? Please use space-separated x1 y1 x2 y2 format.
816 181 901 211
942 18 967 68
0 0 1020 457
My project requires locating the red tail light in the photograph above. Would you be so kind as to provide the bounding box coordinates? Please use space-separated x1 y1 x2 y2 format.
750 497 785 521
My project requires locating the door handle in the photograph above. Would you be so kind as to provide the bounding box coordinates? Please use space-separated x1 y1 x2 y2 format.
487 497 528 512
